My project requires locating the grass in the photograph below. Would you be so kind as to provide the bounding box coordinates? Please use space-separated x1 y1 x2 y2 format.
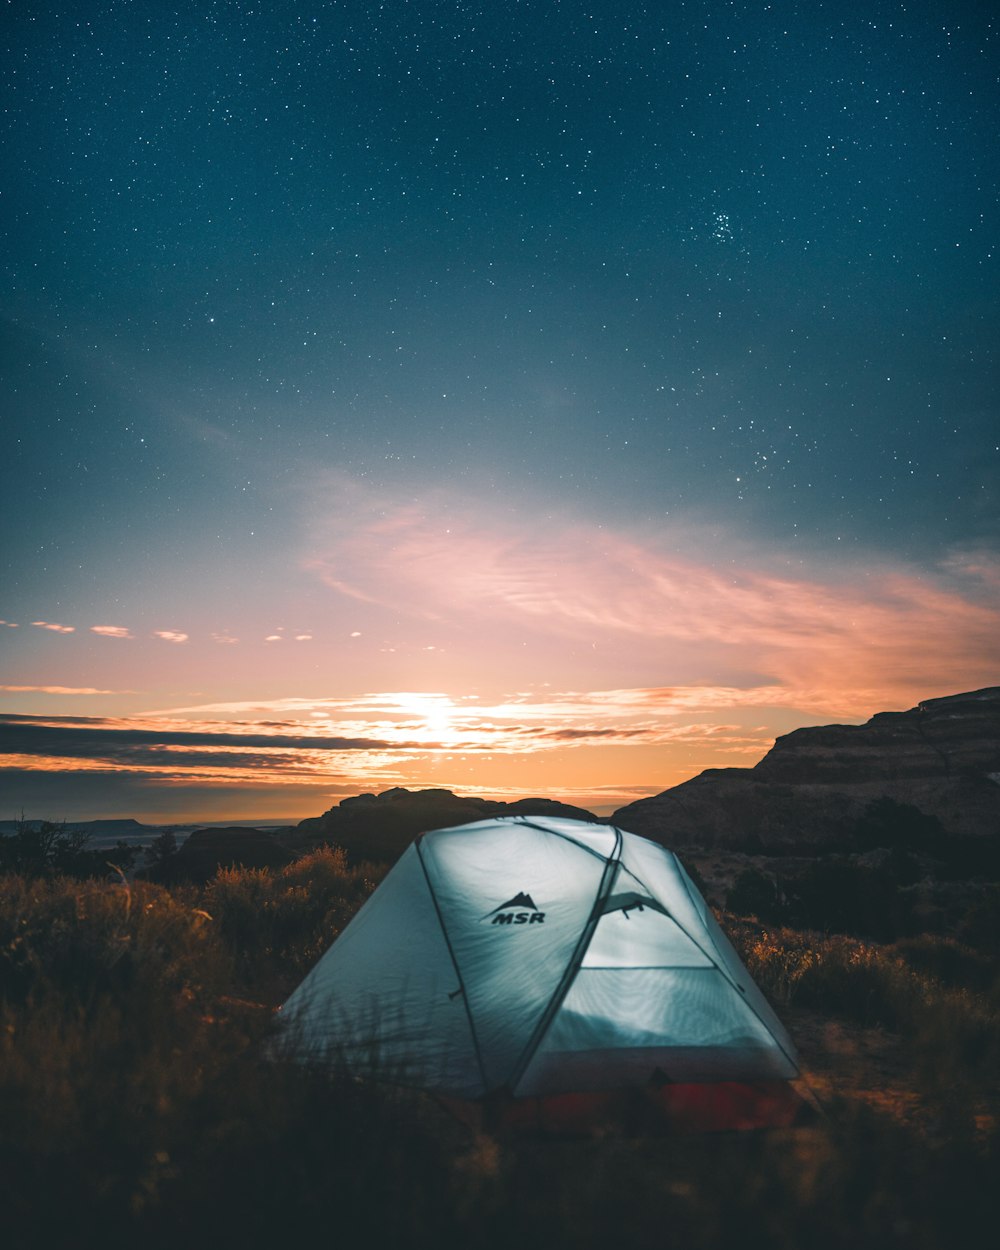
1 854 998 1248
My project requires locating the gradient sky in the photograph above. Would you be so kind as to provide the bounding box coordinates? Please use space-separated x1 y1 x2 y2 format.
2 1 997 823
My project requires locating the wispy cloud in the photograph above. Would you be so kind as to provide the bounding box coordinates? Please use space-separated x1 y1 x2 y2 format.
0 718 407 756
0 620 18 628
0 714 421 788
134 688 777 762
0 685 126 695
31 620 75 634
90 625 132 639
305 487 1000 713
153 630 189 644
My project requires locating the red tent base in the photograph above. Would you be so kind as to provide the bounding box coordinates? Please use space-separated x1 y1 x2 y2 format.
439 1081 811 1137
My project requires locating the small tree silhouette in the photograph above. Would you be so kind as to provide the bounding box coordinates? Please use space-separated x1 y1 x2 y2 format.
145 829 179 867
0 816 137 877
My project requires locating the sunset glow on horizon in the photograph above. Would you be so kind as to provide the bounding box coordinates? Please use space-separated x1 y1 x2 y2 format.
2 490 997 822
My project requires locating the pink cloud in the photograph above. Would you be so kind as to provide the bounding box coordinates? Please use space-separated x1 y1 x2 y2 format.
0 620 18 628
31 620 75 633
305 489 1000 715
90 625 132 639
0 685 124 694
154 630 189 644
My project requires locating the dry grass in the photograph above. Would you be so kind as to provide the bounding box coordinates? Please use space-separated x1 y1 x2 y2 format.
0 860 997 1249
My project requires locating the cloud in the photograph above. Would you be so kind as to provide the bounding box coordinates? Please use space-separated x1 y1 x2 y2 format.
0 685 126 695
0 620 18 628
0 767 355 821
153 630 189 644
0 715 426 793
31 620 75 633
304 487 1000 714
0 719 407 757
211 633 239 645
90 625 133 639
129 688 778 763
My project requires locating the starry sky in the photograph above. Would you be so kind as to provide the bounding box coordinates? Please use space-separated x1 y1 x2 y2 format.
2 0 998 823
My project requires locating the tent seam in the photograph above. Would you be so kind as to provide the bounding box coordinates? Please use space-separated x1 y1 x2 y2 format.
671 857 801 1077
507 816 611 862
414 835 491 1095
507 825 624 1093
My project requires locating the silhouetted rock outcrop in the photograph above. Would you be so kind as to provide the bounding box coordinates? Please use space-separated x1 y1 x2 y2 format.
611 687 1000 852
284 787 597 862
142 826 295 885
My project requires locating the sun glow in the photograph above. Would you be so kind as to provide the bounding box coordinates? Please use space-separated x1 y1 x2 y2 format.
390 692 464 748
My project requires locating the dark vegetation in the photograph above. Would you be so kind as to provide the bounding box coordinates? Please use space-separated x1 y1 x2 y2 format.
724 799 1000 940
1 806 998 1249
0 818 140 878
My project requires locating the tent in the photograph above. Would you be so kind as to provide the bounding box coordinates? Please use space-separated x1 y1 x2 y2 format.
278 816 803 1131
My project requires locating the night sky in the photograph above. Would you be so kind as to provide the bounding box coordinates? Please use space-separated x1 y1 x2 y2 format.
2 1 998 822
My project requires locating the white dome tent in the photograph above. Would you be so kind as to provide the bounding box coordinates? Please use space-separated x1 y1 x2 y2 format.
278 816 803 1131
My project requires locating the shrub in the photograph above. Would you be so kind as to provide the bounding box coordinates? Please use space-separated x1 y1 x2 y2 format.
851 798 945 854
727 918 1000 1102
888 935 998 994
726 868 787 923
0 819 139 878
788 858 914 941
204 846 380 986
957 887 1000 950
0 873 220 1010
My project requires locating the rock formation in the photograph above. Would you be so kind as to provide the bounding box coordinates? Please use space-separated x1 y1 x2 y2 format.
284 786 597 862
142 825 296 885
611 687 1000 851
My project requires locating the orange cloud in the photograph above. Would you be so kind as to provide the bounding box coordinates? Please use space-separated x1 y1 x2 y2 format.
130 689 776 767
153 630 189 644
90 625 132 639
31 620 75 633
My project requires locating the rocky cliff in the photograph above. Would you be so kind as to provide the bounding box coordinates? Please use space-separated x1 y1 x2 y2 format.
611 687 1000 851
284 786 597 862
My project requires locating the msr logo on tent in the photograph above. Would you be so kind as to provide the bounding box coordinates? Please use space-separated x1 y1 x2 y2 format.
484 891 545 926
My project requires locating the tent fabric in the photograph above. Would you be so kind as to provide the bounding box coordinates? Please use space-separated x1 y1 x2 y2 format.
278 816 799 1103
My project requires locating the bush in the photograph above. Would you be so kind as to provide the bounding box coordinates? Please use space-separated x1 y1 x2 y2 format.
0 873 220 1009
789 859 913 940
204 846 380 986
889 935 998 994
726 868 786 923
0 819 139 878
851 799 945 854
728 919 1000 1103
